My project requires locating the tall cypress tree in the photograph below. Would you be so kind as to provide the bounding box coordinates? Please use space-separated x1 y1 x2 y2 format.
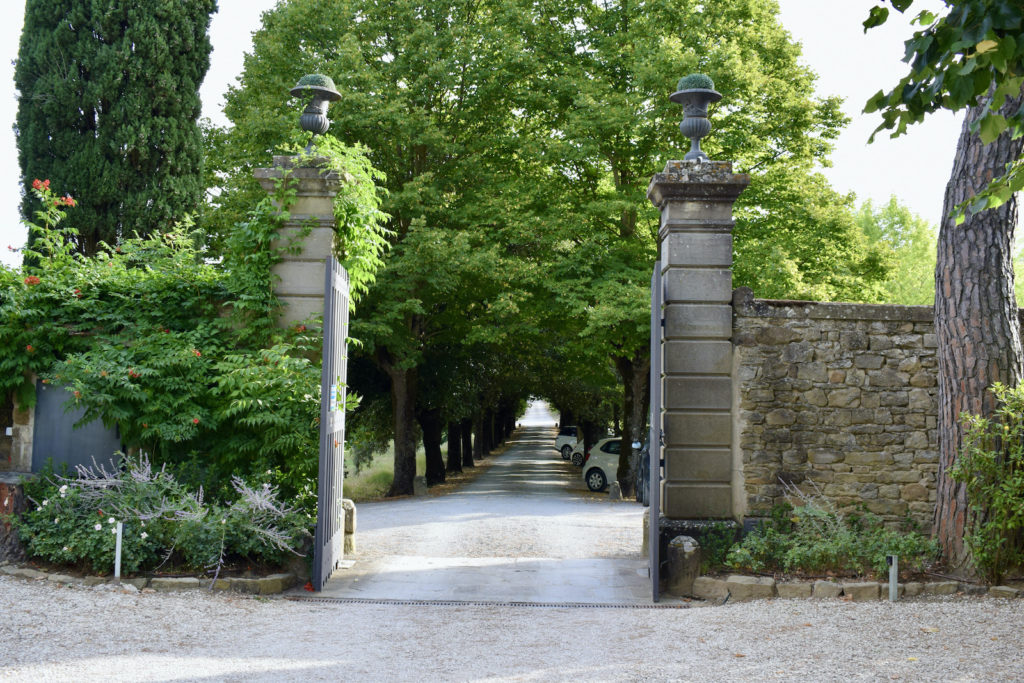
15 1 217 254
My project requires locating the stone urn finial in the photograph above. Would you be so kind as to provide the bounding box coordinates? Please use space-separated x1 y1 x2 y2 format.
290 74 342 150
670 73 722 161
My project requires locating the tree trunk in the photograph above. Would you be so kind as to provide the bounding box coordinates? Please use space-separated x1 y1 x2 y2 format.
613 402 620 436
582 419 597 458
473 418 485 459
461 418 474 468
560 407 574 428
483 408 494 454
418 407 446 486
614 350 651 499
934 89 1024 573
385 366 419 497
446 420 463 474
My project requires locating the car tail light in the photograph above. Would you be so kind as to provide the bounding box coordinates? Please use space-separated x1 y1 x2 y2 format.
583 451 591 464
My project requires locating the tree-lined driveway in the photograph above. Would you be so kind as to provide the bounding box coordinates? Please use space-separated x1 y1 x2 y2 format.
318 402 654 604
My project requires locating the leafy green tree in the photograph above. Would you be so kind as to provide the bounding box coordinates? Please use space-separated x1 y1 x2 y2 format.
865 0 1024 214
1 136 384 510
211 0 554 496
213 0 891 497
15 0 217 255
528 0 888 495
855 197 936 305
865 0 1024 570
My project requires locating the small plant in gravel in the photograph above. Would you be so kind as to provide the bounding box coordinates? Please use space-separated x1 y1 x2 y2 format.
12 455 310 576
725 481 938 578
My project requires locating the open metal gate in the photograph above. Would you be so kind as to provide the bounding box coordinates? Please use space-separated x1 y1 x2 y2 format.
649 263 663 601
313 257 350 591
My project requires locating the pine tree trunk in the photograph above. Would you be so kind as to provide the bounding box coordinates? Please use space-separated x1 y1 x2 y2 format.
386 366 419 497
446 420 463 474
461 418 474 468
614 350 651 498
934 90 1024 573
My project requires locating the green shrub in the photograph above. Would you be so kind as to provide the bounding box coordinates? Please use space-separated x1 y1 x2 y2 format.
950 382 1024 584
12 456 310 576
698 521 741 573
726 497 937 578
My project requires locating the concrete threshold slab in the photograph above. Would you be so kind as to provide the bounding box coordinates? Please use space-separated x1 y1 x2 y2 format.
318 555 669 606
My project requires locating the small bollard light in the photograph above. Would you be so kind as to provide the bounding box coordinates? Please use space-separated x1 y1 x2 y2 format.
114 521 124 583
887 554 898 602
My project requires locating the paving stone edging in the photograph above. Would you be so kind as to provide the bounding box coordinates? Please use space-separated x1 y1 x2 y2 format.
0 561 297 595
691 574 1022 602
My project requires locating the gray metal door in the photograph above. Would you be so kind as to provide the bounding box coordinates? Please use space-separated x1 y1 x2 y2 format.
33 381 121 473
649 263 663 601
313 257 350 591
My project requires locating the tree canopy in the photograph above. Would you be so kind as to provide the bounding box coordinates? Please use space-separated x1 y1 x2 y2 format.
207 0 896 495
865 0 1024 217
15 0 217 255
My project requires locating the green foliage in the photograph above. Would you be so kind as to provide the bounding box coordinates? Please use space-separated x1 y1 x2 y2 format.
12 456 309 575
293 74 338 91
210 0 893 490
950 382 1024 584
855 197 937 305
288 138 391 302
734 170 892 302
698 522 740 573
726 500 938 577
0 160 383 508
864 0 1024 218
15 0 217 254
677 73 716 91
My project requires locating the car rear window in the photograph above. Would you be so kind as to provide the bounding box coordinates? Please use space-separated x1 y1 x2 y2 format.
558 426 577 437
601 440 621 454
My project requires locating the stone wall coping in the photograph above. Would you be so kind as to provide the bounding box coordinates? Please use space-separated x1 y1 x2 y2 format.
647 160 751 208
0 472 29 485
0 562 299 595
732 287 934 323
687 573 1017 603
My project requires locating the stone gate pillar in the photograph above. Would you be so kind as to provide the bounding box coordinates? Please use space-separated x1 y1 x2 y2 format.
254 157 340 327
648 158 748 520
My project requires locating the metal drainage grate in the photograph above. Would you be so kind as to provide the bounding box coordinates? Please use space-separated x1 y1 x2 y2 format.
287 596 690 609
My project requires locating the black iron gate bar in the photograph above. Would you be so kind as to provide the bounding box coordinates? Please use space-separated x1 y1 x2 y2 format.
649 262 663 602
313 256 350 591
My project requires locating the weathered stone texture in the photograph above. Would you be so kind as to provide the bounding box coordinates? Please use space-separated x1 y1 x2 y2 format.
733 289 939 530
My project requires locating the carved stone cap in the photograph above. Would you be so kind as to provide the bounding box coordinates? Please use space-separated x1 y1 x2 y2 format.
253 154 342 196
647 159 750 208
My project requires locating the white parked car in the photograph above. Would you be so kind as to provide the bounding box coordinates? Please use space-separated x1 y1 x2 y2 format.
579 437 622 492
554 425 579 460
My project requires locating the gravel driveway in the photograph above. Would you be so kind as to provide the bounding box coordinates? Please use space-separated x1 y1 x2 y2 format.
2 577 1023 681
2 402 1023 681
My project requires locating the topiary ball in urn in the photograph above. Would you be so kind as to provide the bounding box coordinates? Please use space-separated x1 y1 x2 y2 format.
670 73 722 161
290 74 342 139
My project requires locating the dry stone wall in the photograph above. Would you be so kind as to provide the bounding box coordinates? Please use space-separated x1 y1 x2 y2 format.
731 288 939 530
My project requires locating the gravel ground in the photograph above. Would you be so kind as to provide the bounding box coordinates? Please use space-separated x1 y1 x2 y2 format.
2 576 1023 681
3 403 1022 681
